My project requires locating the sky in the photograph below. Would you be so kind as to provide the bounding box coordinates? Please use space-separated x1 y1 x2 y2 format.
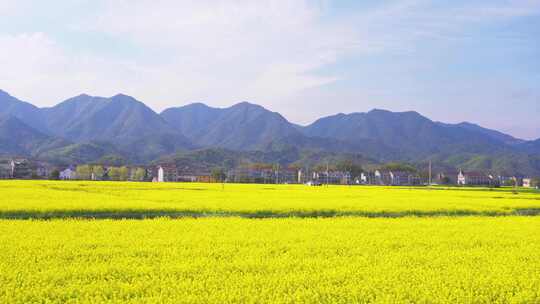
0 0 539 139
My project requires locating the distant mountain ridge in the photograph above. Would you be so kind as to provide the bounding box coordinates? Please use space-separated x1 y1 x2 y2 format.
450 122 525 145
301 109 522 159
0 114 68 156
517 138 540 154
161 101 301 150
43 93 183 144
0 90 47 131
0 91 196 162
0 89 538 175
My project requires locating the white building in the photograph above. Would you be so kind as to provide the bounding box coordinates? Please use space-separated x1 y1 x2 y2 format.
60 168 76 180
156 165 178 182
157 166 164 182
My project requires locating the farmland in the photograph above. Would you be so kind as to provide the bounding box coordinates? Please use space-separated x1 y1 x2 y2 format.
0 181 539 303
1 180 539 218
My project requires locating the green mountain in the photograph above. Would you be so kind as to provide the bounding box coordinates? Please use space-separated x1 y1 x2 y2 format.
451 122 525 145
517 138 540 154
161 102 301 150
121 133 193 163
431 152 540 177
41 94 109 137
0 90 46 131
301 109 515 159
44 94 189 146
37 141 123 166
160 103 222 139
262 134 399 161
0 92 194 162
157 147 379 173
0 115 66 156
0 89 539 175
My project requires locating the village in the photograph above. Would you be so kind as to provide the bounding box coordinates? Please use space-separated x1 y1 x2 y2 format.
1 157 538 188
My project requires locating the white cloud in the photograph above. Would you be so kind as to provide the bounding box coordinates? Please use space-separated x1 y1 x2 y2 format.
76 0 357 108
0 1 19 14
0 0 539 127
0 32 145 105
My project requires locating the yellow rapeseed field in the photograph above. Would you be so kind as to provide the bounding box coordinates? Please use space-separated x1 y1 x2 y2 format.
0 181 539 303
1 180 539 218
0 217 539 303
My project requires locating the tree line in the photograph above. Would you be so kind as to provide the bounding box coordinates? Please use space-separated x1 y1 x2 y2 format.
75 165 147 181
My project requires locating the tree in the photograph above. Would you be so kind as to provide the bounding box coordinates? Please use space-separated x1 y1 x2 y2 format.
76 165 92 180
211 167 226 182
440 176 451 185
49 169 60 180
108 167 121 181
96 155 126 166
336 160 363 179
532 178 540 188
502 179 515 187
223 159 235 170
93 166 105 180
119 166 130 181
133 168 146 181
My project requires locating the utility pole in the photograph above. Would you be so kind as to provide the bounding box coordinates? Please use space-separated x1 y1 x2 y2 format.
326 162 329 186
275 163 280 184
428 160 432 186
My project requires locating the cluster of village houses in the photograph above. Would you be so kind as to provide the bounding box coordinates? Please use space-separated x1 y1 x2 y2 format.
0 158 538 188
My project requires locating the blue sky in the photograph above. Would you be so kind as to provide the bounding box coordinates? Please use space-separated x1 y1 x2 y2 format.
0 0 538 139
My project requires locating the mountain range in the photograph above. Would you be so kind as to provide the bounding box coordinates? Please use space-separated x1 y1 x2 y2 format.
1 89 539 175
